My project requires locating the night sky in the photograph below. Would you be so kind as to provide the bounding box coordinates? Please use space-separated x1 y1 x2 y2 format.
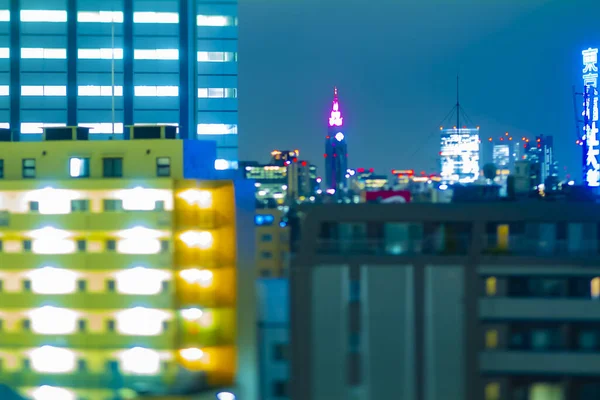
239 0 600 180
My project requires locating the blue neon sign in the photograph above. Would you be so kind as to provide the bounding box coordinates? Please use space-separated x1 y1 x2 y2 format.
583 48 600 187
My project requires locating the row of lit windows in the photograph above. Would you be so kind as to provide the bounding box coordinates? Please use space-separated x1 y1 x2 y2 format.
0 48 236 61
0 123 237 135
0 86 237 98
0 267 212 295
0 10 235 26
0 85 236 98
484 276 600 299
0 308 214 334
0 345 180 375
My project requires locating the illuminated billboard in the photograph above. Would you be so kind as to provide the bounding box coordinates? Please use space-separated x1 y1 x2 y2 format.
583 48 599 187
440 128 480 183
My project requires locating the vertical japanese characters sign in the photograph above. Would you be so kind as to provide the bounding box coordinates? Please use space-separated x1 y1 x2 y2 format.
583 48 599 186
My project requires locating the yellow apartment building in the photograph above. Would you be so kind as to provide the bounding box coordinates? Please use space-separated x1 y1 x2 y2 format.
254 208 289 277
0 127 256 400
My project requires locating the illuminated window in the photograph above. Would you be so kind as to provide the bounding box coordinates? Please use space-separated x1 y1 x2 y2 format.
484 382 500 400
196 15 232 26
197 123 237 135
79 122 123 134
178 189 212 207
198 88 237 98
119 347 161 375
0 10 9 21
21 48 66 59
485 277 497 296
30 346 76 373
21 10 67 22
31 386 76 400
485 329 498 349
180 231 213 249
103 157 123 177
77 11 123 23
133 12 178 23
115 267 168 295
0 85 8 96
78 85 123 96
179 269 213 287
156 157 170 177
21 123 66 134
134 49 178 60
78 48 123 59
592 277 600 299
30 306 78 335
134 86 179 97
0 47 8 58
255 214 274 226
496 224 509 249
116 307 168 336
69 157 90 178
28 267 78 294
197 51 235 62
22 158 35 178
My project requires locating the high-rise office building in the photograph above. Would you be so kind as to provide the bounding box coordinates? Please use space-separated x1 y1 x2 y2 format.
0 127 256 400
324 87 348 193
0 0 238 168
440 127 480 184
524 135 558 189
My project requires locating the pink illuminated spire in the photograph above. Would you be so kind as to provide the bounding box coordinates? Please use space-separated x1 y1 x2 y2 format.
329 86 343 127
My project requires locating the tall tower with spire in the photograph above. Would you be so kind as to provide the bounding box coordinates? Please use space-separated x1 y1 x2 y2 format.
325 87 349 193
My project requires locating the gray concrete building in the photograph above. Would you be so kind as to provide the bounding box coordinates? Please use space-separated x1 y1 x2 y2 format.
290 202 600 400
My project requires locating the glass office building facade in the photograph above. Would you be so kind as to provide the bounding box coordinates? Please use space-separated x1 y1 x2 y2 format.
0 0 238 166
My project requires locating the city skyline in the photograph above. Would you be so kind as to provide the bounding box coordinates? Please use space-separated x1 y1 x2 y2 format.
239 0 600 179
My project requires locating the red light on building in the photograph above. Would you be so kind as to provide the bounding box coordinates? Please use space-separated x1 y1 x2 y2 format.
323 154 327 158
357 168 365 173
301 161 307 167
292 157 298 163
369 168 374 173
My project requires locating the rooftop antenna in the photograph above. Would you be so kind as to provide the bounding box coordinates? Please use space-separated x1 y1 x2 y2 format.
456 75 460 130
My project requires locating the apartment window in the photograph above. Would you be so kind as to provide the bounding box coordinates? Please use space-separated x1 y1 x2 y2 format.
485 329 499 349
156 157 171 177
196 15 232 26
77 11 123 23
21 48 67 59
104 199 123 211
485 276 497 296
23 240 32 252
485 383 501 400
261 251 273 259
23 280 31 291
103 157 123 178
106 240 116 251
0 159 4 178
134 49 179 60
273 344 288 361
577 329 600 351
107 279 115 291
272 381 288 398
77 279 87 292
261 233 273 242
71 200 89 212
509 325 563 351
160 240 170 252
29 201 39 212
21 85 66 96
70 157 90 178
77 240 87 252
592 277 600 299
133 11 179 23
155 200 165 211
508 277 565 298
77 48 123 60
22 320 30 330
22 158 35 178
20 10 67 22
134 85 179 96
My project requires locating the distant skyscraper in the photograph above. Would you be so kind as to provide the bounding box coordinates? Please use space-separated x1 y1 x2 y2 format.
524 134 559 188
324 87 348 192
440 127 480 184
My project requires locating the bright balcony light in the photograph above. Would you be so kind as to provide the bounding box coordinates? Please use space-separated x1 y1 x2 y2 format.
115 267 169 295
30 346 76 373
116 307 169 336
31 386 76 400
30 306 78 335
117 239 161 254
120 347 161 375
180 308 203 321
118 187 162 211
180 231 213 249
178 189 212 208
179 269 213 287
28 267 78 294
32 239 76 254
216 392 236 400
28 227 72 240
179 347 204 361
